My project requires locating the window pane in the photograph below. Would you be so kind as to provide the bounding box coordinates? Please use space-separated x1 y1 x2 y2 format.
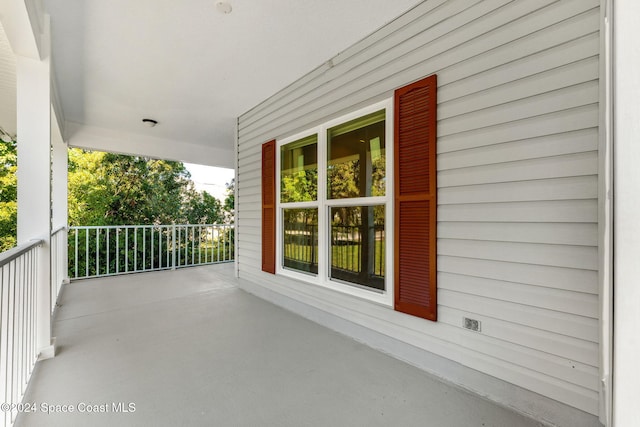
330 205 384 290
327 110 385 199
281 135 318 202
283 208 318 274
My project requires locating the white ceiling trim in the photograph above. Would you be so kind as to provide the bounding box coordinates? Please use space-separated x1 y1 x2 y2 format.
65 121 235 168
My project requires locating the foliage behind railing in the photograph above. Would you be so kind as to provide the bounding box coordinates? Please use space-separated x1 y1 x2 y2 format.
68 224 234 280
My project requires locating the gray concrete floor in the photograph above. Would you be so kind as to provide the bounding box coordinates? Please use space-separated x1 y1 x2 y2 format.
15 264 543 427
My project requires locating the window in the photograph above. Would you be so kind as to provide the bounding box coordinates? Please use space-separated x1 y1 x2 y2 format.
280 135 319 275
327 110 386 199
275 100 393 304
262 74 437 318
330 205 384 290
326 110 386 291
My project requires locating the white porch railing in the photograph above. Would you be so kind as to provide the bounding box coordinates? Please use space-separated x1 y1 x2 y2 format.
0 240 42 427
68 224 234 280
50 226 67 313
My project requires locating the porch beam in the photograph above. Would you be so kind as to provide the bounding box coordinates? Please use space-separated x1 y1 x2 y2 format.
52 111 68 285
0 0 44 59
65 121 235 169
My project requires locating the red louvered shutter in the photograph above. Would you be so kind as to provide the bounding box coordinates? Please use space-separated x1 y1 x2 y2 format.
394 75 437 321
262 140 276 274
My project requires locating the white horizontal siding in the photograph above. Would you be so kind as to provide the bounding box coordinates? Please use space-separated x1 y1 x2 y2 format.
438 222 597 246
236 0 601 418
438 272 598 318
438 57 599 119
438 35 600 101
439 151 597 187
438 104 599 153
438 239 597 270
438 128 598 169
439 200 597 223
439 81 599 136
438 256 598 294
438 176 598 204
438 289 598 342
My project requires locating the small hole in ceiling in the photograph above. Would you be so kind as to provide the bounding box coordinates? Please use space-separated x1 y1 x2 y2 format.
216 1 232 14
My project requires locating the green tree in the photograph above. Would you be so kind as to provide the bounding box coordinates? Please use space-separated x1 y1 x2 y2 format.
67 149 228 226
1 145 234 254
0 136 17 251
183 190 223 224
65 150 233 277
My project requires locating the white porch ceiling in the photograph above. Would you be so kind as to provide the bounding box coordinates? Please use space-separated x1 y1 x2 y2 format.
41 0 422 167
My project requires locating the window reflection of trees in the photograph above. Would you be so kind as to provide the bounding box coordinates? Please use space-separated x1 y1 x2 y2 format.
283 208 318 274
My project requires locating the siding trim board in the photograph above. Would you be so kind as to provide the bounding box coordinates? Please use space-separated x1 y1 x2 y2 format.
238 0 602 424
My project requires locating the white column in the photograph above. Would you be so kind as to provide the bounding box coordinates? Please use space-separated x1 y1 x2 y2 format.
613 0 640 425
15 19 54 359
51 124 67 232
52 123 68 284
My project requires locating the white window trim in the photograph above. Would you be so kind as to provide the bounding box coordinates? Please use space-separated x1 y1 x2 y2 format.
276 99 394 307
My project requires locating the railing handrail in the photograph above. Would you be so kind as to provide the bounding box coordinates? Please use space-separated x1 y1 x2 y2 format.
0 239 44 267
69 223 234 230
68 223 234 280
52 225 67 235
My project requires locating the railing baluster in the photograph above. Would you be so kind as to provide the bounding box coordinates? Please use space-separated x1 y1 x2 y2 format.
192 226 195 266
134 227 138 272
10 260 14 417
106 229 110 275
171 225 176 269
222 225 226 261
125 228 129 273
224 225 228 262
85 228 89 278
19 253 25 390
158 227 161 269
116 228 120 274
74 229 78 279
0 239 44 427
64 223 233 280
143 227 146 271
1 264 5 427
204 226 208 264
96 228 100 276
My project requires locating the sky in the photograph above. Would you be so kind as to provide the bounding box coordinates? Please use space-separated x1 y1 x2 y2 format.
184 163 235 201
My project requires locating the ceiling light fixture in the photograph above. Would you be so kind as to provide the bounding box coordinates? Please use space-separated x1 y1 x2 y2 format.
0 126 14 143
216 1 232 14
142 118 158 128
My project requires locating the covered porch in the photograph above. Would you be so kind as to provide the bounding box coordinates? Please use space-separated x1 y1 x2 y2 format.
15 264 539 427
3 1 640 426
